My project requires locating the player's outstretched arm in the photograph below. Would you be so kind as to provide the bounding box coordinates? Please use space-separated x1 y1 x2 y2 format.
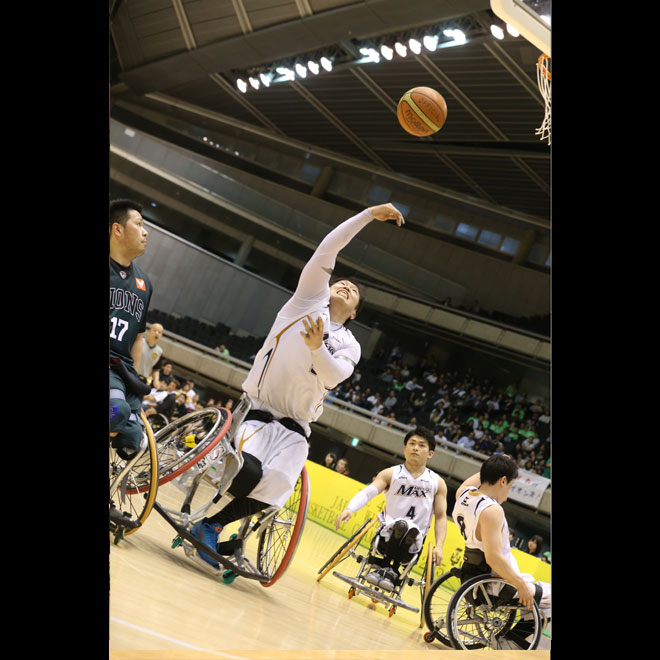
336 467 392 529
282 204 406 315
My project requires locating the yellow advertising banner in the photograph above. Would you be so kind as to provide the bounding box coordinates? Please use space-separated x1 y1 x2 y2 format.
304 460 550 583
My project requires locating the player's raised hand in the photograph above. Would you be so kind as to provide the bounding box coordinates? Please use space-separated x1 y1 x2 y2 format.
369 203 405 227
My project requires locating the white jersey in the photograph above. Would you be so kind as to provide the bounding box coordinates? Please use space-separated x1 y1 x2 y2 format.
243 210 372 432
452 486 519 574
380 464 440 541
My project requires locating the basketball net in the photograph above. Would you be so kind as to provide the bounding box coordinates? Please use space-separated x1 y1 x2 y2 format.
535 54 551 145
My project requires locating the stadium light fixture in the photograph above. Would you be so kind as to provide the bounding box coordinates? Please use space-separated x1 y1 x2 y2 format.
308 60 320 74
490 24 505 39
394 41 407 57
259 72 271 87
423 34 438 51
295 63 307 78
408 38 421 54
380 44 393 60
248 77 260 90
236 78 247 93
320 56 333 71
506 23 520 37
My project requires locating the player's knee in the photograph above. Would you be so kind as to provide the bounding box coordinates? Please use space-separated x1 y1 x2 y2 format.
402 526 419 547
110 398 131 432
228 451 263 498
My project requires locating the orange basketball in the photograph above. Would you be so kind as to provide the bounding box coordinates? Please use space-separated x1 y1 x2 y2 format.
397 87 447 137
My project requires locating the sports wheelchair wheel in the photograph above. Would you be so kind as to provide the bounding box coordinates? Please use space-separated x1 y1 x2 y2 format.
148 412 169 433
153 408 231 487
316 517 379 581
422 567 465 647
446 574 544 650
256 465 310 587
109 410 159 538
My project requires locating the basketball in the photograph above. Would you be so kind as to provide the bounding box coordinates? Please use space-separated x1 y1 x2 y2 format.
397 87 447 137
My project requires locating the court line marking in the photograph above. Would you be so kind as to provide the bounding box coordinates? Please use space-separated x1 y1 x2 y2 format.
110 617 248 658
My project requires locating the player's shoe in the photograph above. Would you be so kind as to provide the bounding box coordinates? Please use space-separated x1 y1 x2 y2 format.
190 520 223 567
365 569 384 587
378 568 399 591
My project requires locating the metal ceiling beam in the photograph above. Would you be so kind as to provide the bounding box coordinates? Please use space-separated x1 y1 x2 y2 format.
118 0 491 93
172 0 197 51
482 41 543 105
288 79 392 171
208 73 286 136
367 141 550 160
231 0 253 34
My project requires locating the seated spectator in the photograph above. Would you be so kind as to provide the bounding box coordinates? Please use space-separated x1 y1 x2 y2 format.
172 392 189 420
456 431 476 452
144 379 180 419
351 368 362 386
379 368 394 385
527 534 544 558
215 344 231 363
323 452 337 469
335 457 350 476
151 361 174 390
383 390 398 412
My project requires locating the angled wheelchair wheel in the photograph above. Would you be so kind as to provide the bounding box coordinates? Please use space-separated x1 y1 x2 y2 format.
446 574 543 650
316 516 379 581
422 567 463 647
109 410 159 537
257 465 310 587
148 412 169 433
153 408 232 487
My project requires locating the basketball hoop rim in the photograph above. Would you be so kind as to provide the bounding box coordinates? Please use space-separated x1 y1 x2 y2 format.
538 53 551 80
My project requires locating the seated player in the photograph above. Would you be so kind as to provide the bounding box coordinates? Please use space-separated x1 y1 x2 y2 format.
336 426 447 591
453 454 551 646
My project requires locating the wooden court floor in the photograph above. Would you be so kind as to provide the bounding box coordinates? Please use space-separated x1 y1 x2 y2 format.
109 479 550 660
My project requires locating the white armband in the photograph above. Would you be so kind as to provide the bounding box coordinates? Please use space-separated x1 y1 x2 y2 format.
347 483 379 512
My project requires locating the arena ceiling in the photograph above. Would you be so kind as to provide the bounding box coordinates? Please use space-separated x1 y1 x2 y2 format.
109 0 551 228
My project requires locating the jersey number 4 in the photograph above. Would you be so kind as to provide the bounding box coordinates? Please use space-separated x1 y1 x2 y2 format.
406 506 416 520
110 317 129 341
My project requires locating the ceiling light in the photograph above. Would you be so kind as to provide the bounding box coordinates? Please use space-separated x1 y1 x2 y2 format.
490 24 505 40
408 38 421 54
452 29 466 44
394 42 407 57
380 44 393 60
248 77 260 90
320 57 333 71
295 63 307 78
308 60 319 75
541 14 551 25
236 78 247 93
423 35 438 51
358 47 380 63
506 23 520 37
259 73 271 87
275 66 295 81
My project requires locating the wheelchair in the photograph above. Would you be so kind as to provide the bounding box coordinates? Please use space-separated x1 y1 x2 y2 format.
422 563 548 650
109 410 159 545
152 393 311 588
317 516 437 624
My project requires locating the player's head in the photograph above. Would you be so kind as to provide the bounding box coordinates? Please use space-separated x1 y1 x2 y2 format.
110 198 147 259
329 277 364 325
479 454 519 502
146 323 163 345
403 426 435 458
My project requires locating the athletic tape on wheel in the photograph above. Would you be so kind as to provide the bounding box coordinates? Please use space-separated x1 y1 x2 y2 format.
304 460 550 583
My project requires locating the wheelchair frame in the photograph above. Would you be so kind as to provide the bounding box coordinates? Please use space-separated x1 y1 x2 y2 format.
152 393 311 588
317 516 436 622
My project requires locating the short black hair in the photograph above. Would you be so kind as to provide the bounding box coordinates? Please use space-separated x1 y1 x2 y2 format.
480 454 519 485
329 275 365 325
110 198 143 230
404 426 436 452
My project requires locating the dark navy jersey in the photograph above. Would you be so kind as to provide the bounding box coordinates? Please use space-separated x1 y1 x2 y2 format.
109 258 153 366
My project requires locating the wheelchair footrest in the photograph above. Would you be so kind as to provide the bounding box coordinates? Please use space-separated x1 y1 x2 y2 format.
152 501 269 583
331 572 420 613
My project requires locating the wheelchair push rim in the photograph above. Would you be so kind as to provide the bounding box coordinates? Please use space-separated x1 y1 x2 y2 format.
446 574 543 650
257 465 310 587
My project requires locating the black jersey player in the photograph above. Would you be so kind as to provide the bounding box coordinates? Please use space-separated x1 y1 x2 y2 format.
109 199 153 459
